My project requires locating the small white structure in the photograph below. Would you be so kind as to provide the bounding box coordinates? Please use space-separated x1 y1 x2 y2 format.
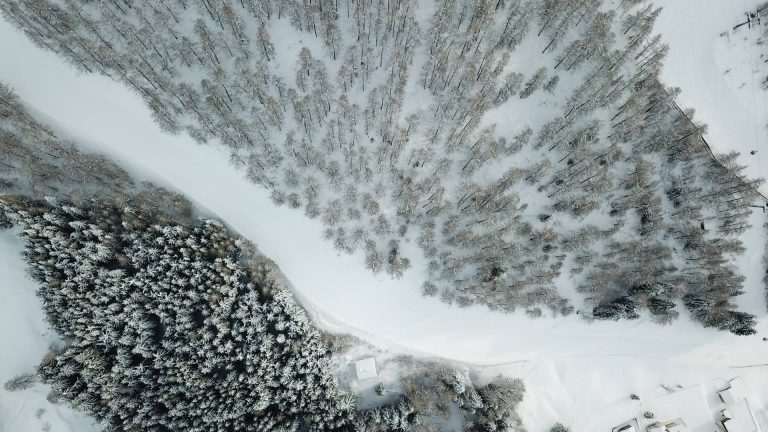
721 417 746 432
354 357 377 380
646 418 689 432
720 387 741 405
719 377 746 405
665 423 689 432
613 418 640 432
718 401 758 432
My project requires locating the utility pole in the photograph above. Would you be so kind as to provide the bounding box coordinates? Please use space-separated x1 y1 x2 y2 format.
734 9 764 30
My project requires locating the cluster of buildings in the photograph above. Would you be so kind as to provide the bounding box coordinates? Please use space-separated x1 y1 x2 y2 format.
613 377 761 432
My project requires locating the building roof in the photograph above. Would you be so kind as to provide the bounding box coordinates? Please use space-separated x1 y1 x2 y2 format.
722 418 746 432
719 387 740 405
354 357 377 380
613 418 640 432
727 377 746 399
666 424 690 432
646 418 689 432
720 400 758 432
719 377 746 406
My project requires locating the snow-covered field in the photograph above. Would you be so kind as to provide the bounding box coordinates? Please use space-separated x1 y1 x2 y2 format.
3 1 768 430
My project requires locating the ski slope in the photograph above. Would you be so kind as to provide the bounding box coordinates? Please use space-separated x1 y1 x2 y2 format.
2 3 768 430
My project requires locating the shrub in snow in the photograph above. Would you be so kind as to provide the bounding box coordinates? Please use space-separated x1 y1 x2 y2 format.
684 294 757 336
355 362 526 432
0 207 11 229
543 75 560 93
471 376 527 431
648 298 676 316
550 423 570 432
519 68 548 99
4 373 37 391
592 297 639 321
386 240 411 279
421 281 439 297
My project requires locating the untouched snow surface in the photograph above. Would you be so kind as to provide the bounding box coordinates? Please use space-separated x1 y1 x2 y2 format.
2 5 768 430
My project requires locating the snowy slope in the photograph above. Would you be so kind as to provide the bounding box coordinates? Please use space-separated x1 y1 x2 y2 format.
657 0 768 194
2 5 768 431
0 230 101 432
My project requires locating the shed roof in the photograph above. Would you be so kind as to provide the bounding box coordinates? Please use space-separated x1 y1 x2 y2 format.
727 377 746 400
720 387 740 405
722 418 746 432
666 424 690 432
354 357 377 380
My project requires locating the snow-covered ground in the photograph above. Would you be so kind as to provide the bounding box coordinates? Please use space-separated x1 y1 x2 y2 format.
657 0 768 195
3 3 768 430
0 230 101 432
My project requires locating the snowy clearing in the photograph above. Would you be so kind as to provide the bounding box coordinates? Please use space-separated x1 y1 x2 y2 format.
2 2 768 431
